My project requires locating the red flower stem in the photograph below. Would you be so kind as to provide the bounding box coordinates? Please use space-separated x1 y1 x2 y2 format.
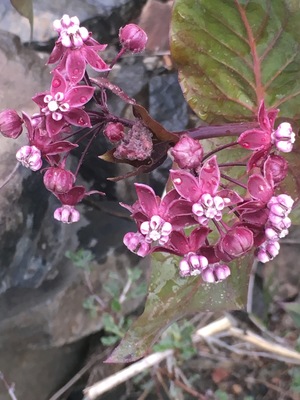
235 0 264 105
212 219 226 235
175 122 258 140
218 162 247 167
107 47 127 73
202 142 239 162
74 128 99 177
84 71 108 110
220 173 247 190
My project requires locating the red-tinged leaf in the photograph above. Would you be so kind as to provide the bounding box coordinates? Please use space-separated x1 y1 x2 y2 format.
11 0 33 41
107 251 253 363
170 0 300 124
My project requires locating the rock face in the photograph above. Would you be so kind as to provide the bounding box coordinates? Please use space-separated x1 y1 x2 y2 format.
0 0 147 44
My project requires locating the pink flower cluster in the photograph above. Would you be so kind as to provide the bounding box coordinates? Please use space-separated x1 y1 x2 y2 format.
122 103 296 283
0 15 148 224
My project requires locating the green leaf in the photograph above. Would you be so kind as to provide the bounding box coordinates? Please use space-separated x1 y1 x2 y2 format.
107 252 252 362
170 0 300 124
10 0 33 41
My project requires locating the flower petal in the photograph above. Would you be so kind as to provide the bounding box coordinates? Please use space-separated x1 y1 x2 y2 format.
66 49 86 84
199 155 220 195
170 169 201 203
46 115 65 137
65 86 95 107
51 70 67 95
238 128 271 150
248 174 273 203
82 46 110 71
189 227 210 251
134 183 159 216
64 108 91 128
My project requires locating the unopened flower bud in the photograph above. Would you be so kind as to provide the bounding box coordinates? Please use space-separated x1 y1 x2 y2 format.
104 122 125 143
16 145 42 171
0 109 23 139
54 204 80 224
170 135 203 169
119 24 148 53
264 154 288 184
216 226 253 261
44 167 75 194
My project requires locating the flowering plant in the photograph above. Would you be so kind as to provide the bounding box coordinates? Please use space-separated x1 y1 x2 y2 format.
1 1 300 362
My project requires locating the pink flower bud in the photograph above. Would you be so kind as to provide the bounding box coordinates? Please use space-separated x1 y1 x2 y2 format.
170 135 203 169
264 154 288 184
0 109 23 139
43 167 75 194
54 205 80 224
16 145 42 171
119 24 148 53
104 122 125 143
216 226 253 261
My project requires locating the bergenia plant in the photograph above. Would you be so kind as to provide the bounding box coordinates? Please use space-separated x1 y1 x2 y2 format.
1 1 300 363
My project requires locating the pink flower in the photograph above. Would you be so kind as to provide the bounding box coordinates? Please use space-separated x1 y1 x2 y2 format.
33 70 94 136
170 135 203 169
21 112 78 162
0 109 23 139
263 154 288 184
201 263 231 283
119 24 148 53
54 205 80 224
123 232 151 257
43 167 75 194
271 122 295 153
48 14 110 84
16 145 42 171
170 156 242 225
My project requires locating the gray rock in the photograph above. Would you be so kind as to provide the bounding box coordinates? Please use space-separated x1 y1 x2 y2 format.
149 73 189 131
0 0 147 44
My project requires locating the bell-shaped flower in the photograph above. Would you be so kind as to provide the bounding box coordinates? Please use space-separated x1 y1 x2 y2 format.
48 14 110 84
271 122 295 153
201 263 231 283
170 156 243 225
33 70 94 136
16 145 42 171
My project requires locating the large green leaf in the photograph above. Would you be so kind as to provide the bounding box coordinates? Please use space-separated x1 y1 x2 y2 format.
170 0 300 123
107 252 252 362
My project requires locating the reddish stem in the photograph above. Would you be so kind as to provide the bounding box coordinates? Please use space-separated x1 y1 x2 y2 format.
176 121 258 141
235 0 264 104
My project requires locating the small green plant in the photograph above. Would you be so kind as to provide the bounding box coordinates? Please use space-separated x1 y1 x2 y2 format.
153 320 196 361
